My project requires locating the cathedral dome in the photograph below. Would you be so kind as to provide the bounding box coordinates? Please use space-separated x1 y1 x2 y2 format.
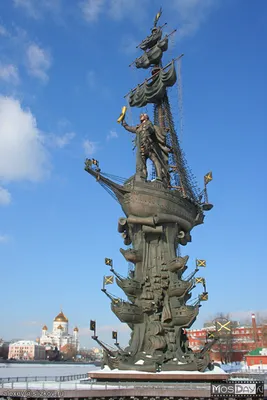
54 311 68 323
42 325 48 330
73 327 79 332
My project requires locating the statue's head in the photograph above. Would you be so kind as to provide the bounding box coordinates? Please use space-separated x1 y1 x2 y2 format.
140 113 149 123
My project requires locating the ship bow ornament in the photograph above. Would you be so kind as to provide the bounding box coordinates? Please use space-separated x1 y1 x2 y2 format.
85 9 214 373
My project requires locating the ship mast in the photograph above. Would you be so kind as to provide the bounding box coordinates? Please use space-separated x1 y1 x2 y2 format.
126 9 199 202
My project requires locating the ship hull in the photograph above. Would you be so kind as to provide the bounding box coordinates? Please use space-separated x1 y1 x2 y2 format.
111 302 143 324
168 280 193 297
121 179 202 232
171 306 199 327
116 278 142 296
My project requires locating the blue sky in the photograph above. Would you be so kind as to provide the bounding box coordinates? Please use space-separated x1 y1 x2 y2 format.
0 0 266 349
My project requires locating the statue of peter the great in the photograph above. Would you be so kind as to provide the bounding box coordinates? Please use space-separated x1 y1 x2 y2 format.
121 113 171 182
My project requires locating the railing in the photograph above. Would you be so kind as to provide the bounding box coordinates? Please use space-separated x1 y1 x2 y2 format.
0 373 88 385
1 373 267 390
230 369 267 373
229 372 267 384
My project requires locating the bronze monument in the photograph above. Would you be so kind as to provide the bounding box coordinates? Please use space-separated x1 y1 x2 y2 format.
85 9 214 372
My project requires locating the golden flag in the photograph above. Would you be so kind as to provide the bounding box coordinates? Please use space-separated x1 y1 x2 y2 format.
112 331 117 340
105 258 113 267
207 331 216 339
154 7 162 26
104 275 114 285
195 277 204 284
90 320 96 331
216 320 231 333
204 171 213 185
196 259 206 267
199 292 208 301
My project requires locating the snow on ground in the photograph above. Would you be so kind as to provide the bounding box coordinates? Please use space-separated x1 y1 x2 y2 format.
242 364 267 372
218 362 267 373
0 363 100 378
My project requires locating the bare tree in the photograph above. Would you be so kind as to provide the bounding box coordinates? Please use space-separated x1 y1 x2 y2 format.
206 313 235 363
0 343 9 359
261 325 267 346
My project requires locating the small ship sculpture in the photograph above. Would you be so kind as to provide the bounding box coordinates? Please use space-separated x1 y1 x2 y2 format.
85 9 215 372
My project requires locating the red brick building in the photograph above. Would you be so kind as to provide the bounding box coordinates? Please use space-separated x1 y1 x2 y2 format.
245 348 267 366
186 314 267 362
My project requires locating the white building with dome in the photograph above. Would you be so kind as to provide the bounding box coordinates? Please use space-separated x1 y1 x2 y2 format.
40 311 79 351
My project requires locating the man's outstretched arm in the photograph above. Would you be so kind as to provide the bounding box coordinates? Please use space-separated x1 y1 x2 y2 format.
121 120 137 134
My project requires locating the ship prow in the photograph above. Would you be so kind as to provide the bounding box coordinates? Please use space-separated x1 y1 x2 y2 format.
84 159 130 201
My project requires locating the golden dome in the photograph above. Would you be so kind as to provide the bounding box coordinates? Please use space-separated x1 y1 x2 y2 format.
57 324 63 330
54 311 68 323
42 325 48 330
73 327 79 332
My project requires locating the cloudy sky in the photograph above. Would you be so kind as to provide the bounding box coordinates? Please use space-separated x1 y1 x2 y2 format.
0 0 266 348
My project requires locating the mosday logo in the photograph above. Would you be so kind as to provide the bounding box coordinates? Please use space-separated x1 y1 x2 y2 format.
211 381 264 397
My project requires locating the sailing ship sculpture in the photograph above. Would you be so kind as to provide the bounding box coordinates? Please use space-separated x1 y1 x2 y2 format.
85 9 215 372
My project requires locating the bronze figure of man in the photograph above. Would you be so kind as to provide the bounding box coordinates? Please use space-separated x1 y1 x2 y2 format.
121 113 170 182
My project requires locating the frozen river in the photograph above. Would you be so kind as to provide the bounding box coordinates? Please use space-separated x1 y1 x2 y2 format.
0 363 100 379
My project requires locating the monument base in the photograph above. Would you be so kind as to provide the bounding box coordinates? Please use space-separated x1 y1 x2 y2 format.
88 365 228 382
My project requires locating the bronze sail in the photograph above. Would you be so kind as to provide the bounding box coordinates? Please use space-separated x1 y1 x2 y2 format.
139 27 162 50
135 37 168 69
129 61 177 108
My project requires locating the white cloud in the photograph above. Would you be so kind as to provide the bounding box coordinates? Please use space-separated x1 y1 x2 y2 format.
47 132 76 148
83 140 97 156
86 70 96 88
81 0 148 23
107 130 118 141
0 96 50 182
120 35 139 56
13 0 38 17
229 310 267 323
80 0 105 22
13 0 62 19
0 186 11 205
0 234 10 243
0 25 8 36
26 44 52 82
172 0 218 38
108 0 145 20
0 64 20 85
86 70 111 98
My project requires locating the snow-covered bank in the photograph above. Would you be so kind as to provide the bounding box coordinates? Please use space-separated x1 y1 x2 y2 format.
218 362 267 373
0 363 100 378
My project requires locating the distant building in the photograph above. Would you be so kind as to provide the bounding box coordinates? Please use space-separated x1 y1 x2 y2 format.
245 348 267 366
40 310 79 351
8 340 46 360
186 314 267 362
